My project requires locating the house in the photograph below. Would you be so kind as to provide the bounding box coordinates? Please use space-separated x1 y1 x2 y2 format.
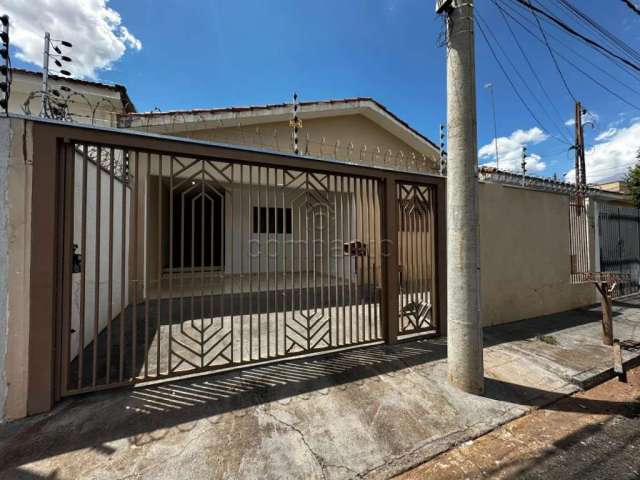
595 180 627 194
117 98 441 173
113 98 442 318
0 68 631 419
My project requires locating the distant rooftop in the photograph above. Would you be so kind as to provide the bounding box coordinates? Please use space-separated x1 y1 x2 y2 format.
120 96 439 152
11 68 136 113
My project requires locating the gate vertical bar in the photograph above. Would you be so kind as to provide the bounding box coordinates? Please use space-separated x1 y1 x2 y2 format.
58 141 75 398
143 153 150 379
168 156 174 373
131 151 139 379
92 147 102 387
118 150 127 382
156 154 163 375
381 176 398 344
106 148 114 384
618 207 623 279
333 175 339 346
77 145 88 389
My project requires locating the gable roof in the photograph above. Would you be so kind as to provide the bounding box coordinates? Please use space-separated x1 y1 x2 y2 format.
118 97 439 155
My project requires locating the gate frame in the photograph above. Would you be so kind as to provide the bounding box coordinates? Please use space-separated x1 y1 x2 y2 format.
24 117 446 415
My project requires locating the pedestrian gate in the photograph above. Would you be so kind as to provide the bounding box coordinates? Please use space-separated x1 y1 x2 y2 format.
598 203 640 296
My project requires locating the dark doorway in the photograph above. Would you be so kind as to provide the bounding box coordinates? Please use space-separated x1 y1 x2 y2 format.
171 185 224 269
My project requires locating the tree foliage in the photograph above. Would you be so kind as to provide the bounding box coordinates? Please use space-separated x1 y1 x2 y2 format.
624 149 640 207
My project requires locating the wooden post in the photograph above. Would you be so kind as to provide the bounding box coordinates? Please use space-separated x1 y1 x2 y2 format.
613 340 627 382
597 282 614 346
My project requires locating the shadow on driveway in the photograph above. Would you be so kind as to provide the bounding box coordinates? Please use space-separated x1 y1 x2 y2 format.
0 301 634 477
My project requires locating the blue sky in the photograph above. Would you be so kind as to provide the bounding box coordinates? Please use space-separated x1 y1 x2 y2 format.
6 0 640 181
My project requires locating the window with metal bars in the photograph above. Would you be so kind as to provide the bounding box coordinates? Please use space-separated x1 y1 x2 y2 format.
252 206 293 234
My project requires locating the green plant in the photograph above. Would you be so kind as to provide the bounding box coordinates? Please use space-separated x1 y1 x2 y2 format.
624 150 640 207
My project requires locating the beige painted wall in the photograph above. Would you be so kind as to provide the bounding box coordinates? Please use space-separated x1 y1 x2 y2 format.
479 182 596 327
174 114 439 173
0 119 33 421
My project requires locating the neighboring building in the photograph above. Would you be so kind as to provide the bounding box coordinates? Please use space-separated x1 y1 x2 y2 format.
595 180 627 194
8 68 135 126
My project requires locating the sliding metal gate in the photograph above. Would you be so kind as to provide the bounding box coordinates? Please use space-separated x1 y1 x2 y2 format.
599 203 640 296
58 140 427 396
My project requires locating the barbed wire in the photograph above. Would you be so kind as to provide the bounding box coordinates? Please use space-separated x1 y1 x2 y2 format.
19 89 441 174
21 88 125 127
176 122 440 174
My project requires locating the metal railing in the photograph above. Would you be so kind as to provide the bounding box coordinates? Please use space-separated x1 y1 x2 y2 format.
599 203 640 296
569 195 591 284
20 117 445 399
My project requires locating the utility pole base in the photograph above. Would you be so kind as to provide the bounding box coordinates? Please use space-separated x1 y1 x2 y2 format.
447 373 485 395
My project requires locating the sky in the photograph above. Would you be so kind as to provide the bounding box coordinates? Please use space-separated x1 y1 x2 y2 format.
2 0 640 183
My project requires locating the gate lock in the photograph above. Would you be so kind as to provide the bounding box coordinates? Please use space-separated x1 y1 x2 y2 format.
72 243 82 273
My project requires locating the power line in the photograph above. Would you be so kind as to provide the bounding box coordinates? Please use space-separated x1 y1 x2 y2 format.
510 0 640 74
555 0 640 65
495 4 573 140
621 0 640 17
533 0 640 68
493 0 640 112
573 163 635 177
583 163 633 174
475 14 571 145
497 0 640 93
527 1 577 103
503 0 640 84
476 12 571 143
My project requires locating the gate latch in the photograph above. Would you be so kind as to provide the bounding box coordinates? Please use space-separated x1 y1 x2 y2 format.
72 244 82 273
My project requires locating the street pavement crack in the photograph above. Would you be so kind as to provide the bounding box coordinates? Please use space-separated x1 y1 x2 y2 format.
263 408 360 479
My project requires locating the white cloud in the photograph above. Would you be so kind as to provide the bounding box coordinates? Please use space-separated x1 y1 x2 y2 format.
478 127 549 173
1 0 141 79
564 119 640 183
595 128 617 142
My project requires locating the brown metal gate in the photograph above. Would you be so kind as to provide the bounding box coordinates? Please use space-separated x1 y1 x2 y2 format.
50 132 443 397
397 183 437 336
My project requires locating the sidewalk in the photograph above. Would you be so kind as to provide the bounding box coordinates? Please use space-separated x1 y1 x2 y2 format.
398 364 640 479
2 297 640 479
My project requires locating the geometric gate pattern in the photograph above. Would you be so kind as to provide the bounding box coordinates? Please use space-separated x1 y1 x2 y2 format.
397 183 437 335
62 144 384 395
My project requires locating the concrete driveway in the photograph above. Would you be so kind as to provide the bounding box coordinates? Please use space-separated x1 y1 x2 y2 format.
2 297 640 479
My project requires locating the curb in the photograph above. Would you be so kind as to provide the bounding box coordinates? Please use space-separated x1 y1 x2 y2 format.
570 352 640 390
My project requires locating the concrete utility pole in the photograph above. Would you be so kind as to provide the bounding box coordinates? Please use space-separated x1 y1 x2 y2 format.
438 0 484 394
